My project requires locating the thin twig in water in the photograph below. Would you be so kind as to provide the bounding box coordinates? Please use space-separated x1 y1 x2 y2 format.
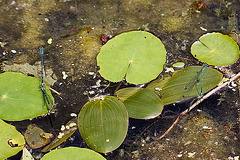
158 71 240 140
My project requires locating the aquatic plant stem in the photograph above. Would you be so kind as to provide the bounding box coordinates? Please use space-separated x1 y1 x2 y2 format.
158 71 240 140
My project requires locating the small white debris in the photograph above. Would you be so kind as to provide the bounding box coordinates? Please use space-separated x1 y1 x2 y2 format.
154 87 162 91
60 125 65 131
106 139 110 142
154 130 157 137
70 113 77 117
196 109 202 112
58 132 64 139
203 126 212 130
231 81 237 87
196 10 201 13
88 90 95 95
62 71 68 79
69 123 77 127
88 72 95 75
165 67 174 73
188 152 196 158
47 38 52 44
66 125 70 130
44 18 50 22
177 154 183 158
228 156 234 160
99 95 105 100
96 79 101 87
202 126 209 129
11 50 17 53
10 1 16 5
200 27 207 31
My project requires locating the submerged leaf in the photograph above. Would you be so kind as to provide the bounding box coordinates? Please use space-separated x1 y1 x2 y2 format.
24 124 52 149
78 96 128 153
116 88 163 119
160 66 223 105
146 76 171 95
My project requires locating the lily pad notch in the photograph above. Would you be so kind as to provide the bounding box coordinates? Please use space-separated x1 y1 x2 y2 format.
97 31 167 84
191 32 239 66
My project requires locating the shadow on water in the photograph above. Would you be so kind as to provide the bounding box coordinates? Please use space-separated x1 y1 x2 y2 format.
0 0 240 159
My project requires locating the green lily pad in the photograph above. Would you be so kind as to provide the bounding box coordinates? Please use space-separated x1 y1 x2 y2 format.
0 119 25 159
97 31 166 84
160 66 223 105
146 76 171 95
78 96 128 153
191 32 239 66
41 147 106 160
115 88 164 119
0 72 54 121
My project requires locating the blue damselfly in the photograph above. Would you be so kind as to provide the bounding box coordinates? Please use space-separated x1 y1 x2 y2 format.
39 47 53 110
184 63 208 96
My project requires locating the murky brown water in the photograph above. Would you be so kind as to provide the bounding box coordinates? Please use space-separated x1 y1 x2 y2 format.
0 0 240 159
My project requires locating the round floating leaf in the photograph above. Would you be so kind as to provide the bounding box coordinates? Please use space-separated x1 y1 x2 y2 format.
115 88 163 119
191 32 239 66
0 119 25 159
0 72 54 121
41 147 106 160
160 66 223 105
78 96 128 153
97 31 166 84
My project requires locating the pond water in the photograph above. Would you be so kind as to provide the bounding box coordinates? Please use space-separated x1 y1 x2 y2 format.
0 0 240 159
